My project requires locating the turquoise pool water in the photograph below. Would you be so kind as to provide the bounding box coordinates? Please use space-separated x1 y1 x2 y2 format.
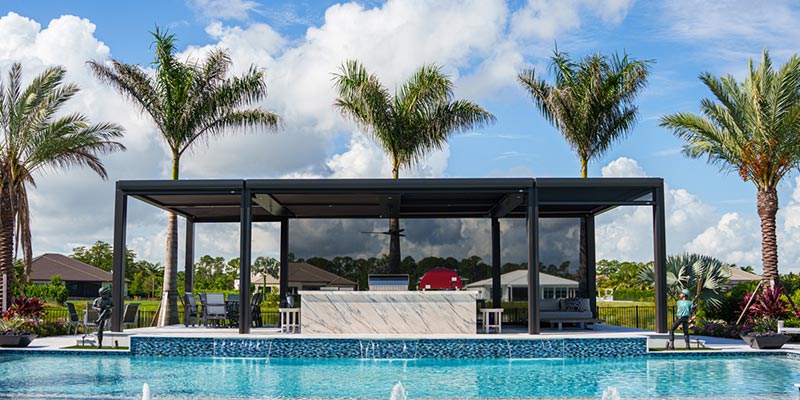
0 353 798 399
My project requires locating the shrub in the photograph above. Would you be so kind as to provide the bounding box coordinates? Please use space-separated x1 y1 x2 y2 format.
20 319 67 337
693 319 752 338
739 286 792 323
4 297 45 319
22 276 68 304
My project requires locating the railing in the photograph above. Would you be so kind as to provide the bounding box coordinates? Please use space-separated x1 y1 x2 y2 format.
42 308 280 329
485 305 677 330
44 305 674 331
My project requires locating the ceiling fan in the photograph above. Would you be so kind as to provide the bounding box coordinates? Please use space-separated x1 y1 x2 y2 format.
361 228 406 237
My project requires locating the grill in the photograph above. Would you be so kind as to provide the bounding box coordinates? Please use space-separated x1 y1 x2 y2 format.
368 274 410 291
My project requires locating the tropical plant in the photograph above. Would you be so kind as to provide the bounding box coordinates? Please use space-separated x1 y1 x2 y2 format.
3 296 45 319
740 285 791 322
660 49 800 282
333 60 495 273
251 256 279 292
89 28 281 325
0 63 124 301
518 49 651 177
640 253 731 310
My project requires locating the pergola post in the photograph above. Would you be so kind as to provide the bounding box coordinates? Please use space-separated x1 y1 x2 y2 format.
279 218 289 306
491 218 501 307
184 217 194 296
585 215 597 317
238 188 252 334
527 186 540 334
653 183 668 333
111 187 127 332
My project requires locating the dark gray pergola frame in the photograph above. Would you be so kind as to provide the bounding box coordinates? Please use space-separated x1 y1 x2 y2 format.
110 177 667 334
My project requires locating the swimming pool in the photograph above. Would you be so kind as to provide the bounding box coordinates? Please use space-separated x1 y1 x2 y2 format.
0 353 798 399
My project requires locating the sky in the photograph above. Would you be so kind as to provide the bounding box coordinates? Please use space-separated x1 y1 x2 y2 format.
1 0 800 274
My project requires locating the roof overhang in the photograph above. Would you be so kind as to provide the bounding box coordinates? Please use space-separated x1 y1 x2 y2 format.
118 177 662 223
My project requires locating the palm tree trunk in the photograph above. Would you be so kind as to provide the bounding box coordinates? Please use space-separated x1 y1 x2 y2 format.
0 184 14 303
389 163 401 274
158 155 180 325
757 187 780 282
580 156 588 179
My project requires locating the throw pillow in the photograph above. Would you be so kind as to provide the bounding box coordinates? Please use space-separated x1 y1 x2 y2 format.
563 298 586 312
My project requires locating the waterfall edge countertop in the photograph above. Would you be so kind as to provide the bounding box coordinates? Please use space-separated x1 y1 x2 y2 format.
298 291 477 335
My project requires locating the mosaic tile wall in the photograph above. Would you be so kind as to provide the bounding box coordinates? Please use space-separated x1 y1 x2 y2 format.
130 336 648 359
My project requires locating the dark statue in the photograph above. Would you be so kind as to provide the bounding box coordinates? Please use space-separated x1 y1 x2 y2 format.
93 286 113 348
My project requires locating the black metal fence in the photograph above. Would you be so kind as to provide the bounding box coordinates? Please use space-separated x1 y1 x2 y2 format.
43 305 671 330
42 308 280 329
496 305 676 330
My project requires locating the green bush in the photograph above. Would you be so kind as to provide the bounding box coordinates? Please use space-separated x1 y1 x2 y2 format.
704 281 759 322
22 275 68 304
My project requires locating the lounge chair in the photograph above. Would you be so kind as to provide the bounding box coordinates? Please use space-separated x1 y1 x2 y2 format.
202 293 227 327
65 302 82 335
122 303 140 329
184 293 202 326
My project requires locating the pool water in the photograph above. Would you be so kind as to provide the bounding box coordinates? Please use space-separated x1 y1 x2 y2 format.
0 354 799 399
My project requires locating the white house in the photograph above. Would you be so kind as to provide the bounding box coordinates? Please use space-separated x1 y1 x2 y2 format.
466 269 579 301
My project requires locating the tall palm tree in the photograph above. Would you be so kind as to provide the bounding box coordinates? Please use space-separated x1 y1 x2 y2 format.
89 28 281 325
333 60 495 273
517 49 651 177
0 63 125 302
518 49 651 298
660 49 800 282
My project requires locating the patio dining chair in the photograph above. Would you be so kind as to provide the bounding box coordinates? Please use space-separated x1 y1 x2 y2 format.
83 301 100 334
184 293 203 326
122 303 140 329
65 302 82 335
251 292 263 328
226 294 240 327
202 293 227 327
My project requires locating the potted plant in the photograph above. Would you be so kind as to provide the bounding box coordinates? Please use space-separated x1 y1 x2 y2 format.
740 317 789 349
738 286 793 349
0 317 36 348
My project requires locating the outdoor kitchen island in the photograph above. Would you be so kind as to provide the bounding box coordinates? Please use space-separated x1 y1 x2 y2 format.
299 290 477 334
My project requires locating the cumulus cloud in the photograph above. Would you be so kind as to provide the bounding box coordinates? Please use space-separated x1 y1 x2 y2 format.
186 0 260 21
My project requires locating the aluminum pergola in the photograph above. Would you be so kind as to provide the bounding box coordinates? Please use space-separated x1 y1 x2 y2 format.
110 177 667 334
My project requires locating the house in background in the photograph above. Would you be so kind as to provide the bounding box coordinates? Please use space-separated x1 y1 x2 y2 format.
245 262 357 294
30 253 113 298
466 269 579 301
726 266 761 287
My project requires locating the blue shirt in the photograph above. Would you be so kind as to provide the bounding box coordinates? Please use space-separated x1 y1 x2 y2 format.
677 299 693 317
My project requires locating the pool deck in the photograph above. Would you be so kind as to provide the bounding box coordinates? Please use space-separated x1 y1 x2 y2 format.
7 323 799 354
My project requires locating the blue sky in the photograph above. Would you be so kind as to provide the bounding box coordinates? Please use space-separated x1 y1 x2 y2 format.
2 0 800 273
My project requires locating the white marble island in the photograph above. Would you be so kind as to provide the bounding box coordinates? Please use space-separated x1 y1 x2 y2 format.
299 291 477 335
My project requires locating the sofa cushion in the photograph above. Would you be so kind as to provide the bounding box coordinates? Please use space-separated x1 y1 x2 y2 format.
561 298 589 312
539 298 560 311
540 310 593 319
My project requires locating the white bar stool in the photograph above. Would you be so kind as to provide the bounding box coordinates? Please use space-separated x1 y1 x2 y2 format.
480 308 503 333
279 308 300 333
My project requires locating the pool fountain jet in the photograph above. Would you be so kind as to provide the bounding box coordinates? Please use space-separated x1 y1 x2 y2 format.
142 383 150 400
601 387 620 400
390 381 407 400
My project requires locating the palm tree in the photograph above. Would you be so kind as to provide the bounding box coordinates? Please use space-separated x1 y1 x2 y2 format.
660 49 800 282
89 28 281 325
333 60 495 273
0 63 125 302
640 253 731 310
518 49 651 297
517 49 651 177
